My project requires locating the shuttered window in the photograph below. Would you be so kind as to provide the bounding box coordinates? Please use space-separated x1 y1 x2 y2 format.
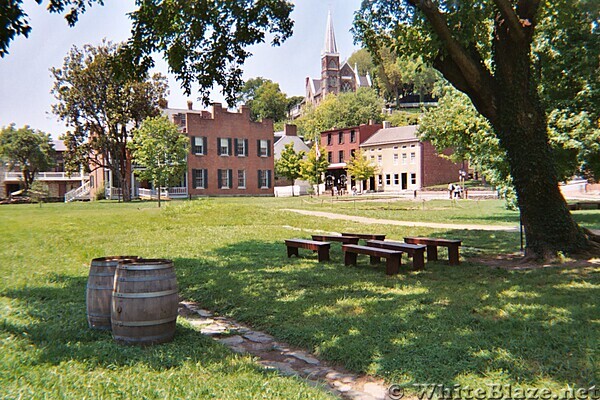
218 169 232 189
258 170 271 189
191 136 207 155
192 169 208 189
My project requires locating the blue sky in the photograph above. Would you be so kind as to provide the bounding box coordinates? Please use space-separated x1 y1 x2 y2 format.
0 0 363 138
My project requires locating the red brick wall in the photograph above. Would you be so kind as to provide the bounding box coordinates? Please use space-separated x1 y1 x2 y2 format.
320 123 383 164
186 103 274 196
420 141 464 187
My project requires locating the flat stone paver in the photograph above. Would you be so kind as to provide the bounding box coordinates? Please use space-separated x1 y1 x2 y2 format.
179 301 396 400
283 209 518 232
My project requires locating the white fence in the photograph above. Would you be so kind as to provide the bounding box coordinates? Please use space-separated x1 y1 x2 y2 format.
5 172 88 181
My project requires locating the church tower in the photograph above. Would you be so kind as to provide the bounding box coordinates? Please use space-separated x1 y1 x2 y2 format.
321 11 340 97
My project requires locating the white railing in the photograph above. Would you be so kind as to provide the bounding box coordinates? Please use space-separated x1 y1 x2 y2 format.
64 181 91 202
105 187 123 200
138 187 188 199
5 171 89 181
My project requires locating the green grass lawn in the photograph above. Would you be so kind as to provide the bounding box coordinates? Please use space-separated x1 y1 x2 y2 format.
1 198 598 398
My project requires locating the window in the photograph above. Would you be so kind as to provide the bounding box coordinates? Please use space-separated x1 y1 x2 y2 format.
338 150 344 163
370 155 375 161
393 154 399 165
411 173 417 185
393 146 398 150
410 144 416 148
410 152 416 164
377 154 382 165
386 174 391 185
341 82 352 92
378 175 383 185
402 145 407 149
258 170 272 189
238 170 246 188
218 169 232 189
258 139 270 157
192 169 208 189
350 130 356 143
394 174 399 185
370 148 374 152
218 138 231 156
328 152 333 163
350 149 356 158
235 139 248 157
402 153 407 165
327 133 332 145
192 136 206 155
338 131 344 144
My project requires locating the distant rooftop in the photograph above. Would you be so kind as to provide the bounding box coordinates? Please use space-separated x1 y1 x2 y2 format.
361 125 419 146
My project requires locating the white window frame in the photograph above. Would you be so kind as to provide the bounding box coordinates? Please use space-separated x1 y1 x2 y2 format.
410 152 416 164
220 138 229 156
259 139 269 157
238 170 246 189
393 154 399 165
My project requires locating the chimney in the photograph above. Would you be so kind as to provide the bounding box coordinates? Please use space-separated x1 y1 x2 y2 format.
368 119 374 125
284 124 297 136
187 100 193 110
383 121 391 129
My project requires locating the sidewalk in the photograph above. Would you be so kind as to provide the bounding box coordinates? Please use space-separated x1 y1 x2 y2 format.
282 209 519 232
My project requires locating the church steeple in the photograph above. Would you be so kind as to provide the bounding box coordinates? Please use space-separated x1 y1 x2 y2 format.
322 11 338 56
321 10 340 97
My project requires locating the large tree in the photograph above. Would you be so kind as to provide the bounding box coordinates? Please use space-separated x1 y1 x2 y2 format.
237 78 289 122
128 116 189 208
52 41 167 201
354 0 599 259
0 124 55 192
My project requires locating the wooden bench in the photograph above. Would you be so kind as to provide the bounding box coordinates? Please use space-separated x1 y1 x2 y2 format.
285 239 331 262
404 237 462 265
342 244 402 275
366 240 427 270
341 232 386 242
312 235 360 245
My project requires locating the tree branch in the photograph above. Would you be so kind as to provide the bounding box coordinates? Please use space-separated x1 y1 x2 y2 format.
407 0 498 122
493 0 526 42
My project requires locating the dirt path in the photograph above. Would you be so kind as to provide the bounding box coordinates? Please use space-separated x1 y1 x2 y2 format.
282 209 518 232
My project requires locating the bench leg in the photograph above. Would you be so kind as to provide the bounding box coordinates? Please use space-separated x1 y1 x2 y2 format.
317 247 330 262
412 251 425 270
287 246 299 258
344 251 357 266
426 245 438 261
448 245 460 265
370 255 381 264
385 255 400 275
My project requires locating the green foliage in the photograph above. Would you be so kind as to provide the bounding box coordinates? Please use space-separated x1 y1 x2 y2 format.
0 124 55 191
347 48 375 76
124 0 294 105
300 145 329 188
129 116 189 206
275 143 305 195
238 77 298 122
296 88 384 142
0 0 102 57
386 110 420 126
28 180 50 204
345 149 379 185
52 40 168 201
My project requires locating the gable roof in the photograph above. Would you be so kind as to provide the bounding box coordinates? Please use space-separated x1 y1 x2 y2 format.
361 125 420 146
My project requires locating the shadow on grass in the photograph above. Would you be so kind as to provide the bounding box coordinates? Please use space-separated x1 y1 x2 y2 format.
1 274 251 373
176 239 598 389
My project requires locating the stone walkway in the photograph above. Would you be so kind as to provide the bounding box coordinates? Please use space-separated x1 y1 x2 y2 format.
179 301 395 400
283 209 518 232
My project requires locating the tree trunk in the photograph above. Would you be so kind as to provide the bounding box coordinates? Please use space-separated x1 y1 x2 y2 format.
492 13 591 258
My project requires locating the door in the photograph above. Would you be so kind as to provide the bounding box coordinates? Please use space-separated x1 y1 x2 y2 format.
401 173 408 190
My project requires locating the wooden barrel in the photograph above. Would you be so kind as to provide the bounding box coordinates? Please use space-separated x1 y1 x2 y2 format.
111 259 179 345
86 256 139 330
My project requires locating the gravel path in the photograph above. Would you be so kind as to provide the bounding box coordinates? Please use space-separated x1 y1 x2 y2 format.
282 209 519 232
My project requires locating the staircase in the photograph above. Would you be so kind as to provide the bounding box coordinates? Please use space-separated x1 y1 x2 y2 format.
64 180 91 202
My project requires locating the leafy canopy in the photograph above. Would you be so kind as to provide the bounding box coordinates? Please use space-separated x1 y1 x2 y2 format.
345 149 379 183
0 124 55 191
296 88 384 142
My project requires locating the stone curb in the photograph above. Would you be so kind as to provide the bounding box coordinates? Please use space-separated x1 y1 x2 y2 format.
179 301 393 400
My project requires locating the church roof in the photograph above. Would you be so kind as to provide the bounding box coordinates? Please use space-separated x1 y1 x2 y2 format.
322 11 338 56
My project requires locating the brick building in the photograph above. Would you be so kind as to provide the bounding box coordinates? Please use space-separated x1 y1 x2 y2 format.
360 124 462 192
319 122 382 192
166 102 275 197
